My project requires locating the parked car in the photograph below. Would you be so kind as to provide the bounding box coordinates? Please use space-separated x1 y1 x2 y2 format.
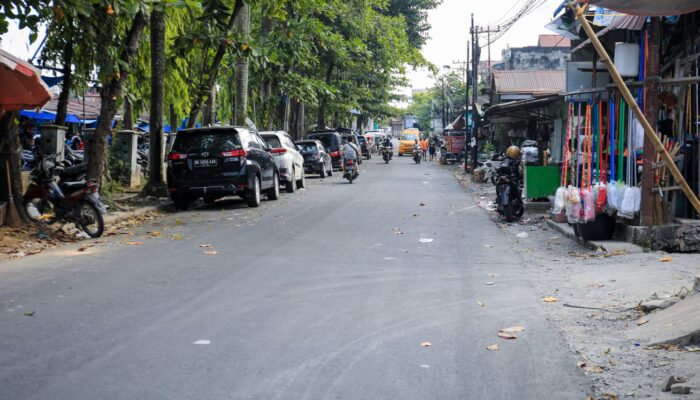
296 139 333 178
306 130 342 170
260 130 306 193
167 126 280 210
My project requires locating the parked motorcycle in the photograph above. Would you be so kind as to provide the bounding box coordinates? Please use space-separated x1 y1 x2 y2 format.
494 159 524 222
413 148 421 164
23 153 107 238
381 147 392 164
343 159 359 184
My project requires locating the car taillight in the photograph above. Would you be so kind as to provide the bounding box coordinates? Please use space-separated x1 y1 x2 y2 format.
346 159 354 165
168 153 187 161
221 149 247 157
270 148 287 154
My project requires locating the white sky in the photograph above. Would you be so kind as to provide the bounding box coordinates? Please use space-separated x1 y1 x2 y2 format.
1 0 562 92
406 0 562 90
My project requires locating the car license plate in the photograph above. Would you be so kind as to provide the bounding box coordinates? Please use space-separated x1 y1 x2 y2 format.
194 159 217 167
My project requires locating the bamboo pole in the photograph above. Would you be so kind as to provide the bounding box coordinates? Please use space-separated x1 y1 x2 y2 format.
569 1 700 216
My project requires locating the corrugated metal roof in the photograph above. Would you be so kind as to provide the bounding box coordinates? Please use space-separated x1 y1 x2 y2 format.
590 0 700 16
492 70 566 95
538 34 571 48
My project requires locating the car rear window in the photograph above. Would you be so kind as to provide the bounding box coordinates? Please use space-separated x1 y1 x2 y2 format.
173 130 241 153
402 134 417 141
308 133 337 149
298 143 318 153
261 135 282 148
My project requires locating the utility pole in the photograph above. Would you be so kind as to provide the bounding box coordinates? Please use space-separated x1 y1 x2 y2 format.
641 17 661 232
453 56 469 172
470 14 479 172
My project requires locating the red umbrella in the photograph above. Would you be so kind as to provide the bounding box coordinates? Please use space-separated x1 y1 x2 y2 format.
0 49 51 112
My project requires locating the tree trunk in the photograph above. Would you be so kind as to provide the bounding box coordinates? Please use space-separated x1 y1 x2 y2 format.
54 28 74 126
0 111 29 225
316 61 334 129
148 9 166 187
87 11 148 184
187 0 245 128
332 111 339 128
123 97 133 130
290 100 305 140
282 95 290 132
202 82 216 126
234 2 250 126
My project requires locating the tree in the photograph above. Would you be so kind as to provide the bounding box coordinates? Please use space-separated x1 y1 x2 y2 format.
233 2 250 125
147 6 166 191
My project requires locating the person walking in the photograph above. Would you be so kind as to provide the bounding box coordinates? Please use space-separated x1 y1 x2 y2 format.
420 138 428 161
428 136 437 161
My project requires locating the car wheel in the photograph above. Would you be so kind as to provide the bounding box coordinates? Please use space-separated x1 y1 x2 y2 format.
320 166 327 178
297 169 306 189
286 168 296 193
246 176 261 208
267 173 280 200
174 196 191 211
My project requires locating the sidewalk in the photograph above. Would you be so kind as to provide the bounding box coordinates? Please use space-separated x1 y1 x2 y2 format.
455 171 700 398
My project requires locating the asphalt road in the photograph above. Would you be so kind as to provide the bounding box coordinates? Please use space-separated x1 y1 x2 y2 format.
0 153 591 399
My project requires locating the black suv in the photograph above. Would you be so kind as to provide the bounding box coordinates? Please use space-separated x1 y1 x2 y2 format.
167 127 280 210
306 130 342 170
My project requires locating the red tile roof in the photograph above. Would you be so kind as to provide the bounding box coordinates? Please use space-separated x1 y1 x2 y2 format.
538 34 571 48
492 70 566 95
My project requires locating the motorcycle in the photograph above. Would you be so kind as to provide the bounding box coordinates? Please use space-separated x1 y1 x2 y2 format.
23 153 107 238
343 158 359 184
412 148 421 164
381 146 392 164
494 159 524 222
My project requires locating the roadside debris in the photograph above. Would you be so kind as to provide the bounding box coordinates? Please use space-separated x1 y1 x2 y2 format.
486 344 500 351
420 341 431 347
516 232 529 238
418 237 434 243
127 241 144 246
662 376 688 392
477 301 485 307
660 256 673 262
23 310 35 316
543 296 558 303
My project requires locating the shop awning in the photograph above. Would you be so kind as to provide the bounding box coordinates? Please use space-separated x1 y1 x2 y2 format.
586 0 700 16
19 109 86 124
0 49 51 112
484 94 562 118
571 14 646 53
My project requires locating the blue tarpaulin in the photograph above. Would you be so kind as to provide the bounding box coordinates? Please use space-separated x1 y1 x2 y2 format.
21 109 96 124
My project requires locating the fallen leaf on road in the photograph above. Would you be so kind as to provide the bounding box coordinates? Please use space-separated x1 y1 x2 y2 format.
420 341 431 347
500 326 525 333
659 256 673 262
198 244 214 248
477 301 485 307
203 251 220 255
24 310 35 316
77 244 94 252
637 318 649 326
175 218 184 225
543 297 558 303
497 332 517 340
127 241 144 246
171 234 183 241
486 344 500 351
577 361 587 368
149 231 161 237
602 393 619 400
584 365 604 373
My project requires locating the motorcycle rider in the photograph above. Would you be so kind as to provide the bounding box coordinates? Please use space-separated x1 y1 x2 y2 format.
341 137 361 173
382 137 393 159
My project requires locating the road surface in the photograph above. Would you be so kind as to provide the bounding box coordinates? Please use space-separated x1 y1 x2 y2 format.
0 154 590 399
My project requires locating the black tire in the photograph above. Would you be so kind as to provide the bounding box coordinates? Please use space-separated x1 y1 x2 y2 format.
78 201 104 238
267 173 280 200
504 204 514 222
513 199 525 217
286 168 296 193
348 175 353 184
296 169 306 189
320 166 327 178
384 158 389 164
246 176 261 207
203 196 217 205
173 196 191 211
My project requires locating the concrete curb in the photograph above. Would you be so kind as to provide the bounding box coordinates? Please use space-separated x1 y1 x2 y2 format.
103 203 170 225
546 219 645 254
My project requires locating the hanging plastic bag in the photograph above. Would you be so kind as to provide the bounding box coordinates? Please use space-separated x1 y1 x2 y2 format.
581 187 595 222
553 187 567 214
566 186 581 223
606 180 618 210
596 183 607 214
615 182 627 211
619 186 641 219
